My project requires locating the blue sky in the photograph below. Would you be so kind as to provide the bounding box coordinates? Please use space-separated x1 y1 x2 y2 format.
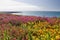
15 0 60 11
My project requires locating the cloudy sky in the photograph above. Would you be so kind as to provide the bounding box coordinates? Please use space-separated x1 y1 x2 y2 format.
16 0 60 11
0 0 60 11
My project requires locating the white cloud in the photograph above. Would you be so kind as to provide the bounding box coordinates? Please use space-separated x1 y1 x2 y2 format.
0 0 43 11
0 0 60 11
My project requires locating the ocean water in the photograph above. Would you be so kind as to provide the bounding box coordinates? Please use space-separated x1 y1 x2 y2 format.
21 11 60 17
12 11 60 17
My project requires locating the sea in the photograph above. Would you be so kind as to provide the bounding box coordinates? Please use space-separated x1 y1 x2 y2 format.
12 11 60 17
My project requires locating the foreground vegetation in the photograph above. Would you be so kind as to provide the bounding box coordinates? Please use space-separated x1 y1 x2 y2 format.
0 14 60 40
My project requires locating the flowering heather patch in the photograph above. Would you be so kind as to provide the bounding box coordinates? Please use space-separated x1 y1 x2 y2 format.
0 14 60 40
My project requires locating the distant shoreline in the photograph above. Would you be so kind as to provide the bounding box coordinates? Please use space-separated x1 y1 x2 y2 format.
0 11 60 17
